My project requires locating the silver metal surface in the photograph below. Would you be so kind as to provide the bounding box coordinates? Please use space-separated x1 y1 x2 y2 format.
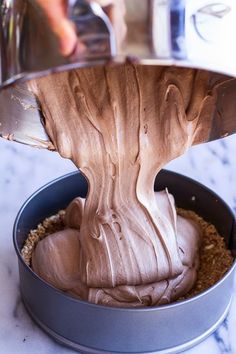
0 0 236 147
22 299 233 354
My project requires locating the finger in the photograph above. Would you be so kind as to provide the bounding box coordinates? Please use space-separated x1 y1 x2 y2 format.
53 18 78 56
37 0 78 56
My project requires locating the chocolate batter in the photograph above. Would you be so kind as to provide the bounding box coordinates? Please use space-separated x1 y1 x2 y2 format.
29 64 223 307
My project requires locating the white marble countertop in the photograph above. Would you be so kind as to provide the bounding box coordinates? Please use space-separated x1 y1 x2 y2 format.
0 136 235 354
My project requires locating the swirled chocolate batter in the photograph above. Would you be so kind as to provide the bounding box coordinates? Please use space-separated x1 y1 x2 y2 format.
29 64 224 307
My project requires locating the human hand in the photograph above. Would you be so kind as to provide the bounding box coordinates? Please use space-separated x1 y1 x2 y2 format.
36 0 77 56
36 0 126 56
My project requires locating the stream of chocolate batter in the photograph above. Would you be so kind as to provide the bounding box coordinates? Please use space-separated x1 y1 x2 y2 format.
29 64 224 307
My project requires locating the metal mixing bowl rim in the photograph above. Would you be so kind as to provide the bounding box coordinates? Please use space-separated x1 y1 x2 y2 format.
2 59 235 90
13 170 236 313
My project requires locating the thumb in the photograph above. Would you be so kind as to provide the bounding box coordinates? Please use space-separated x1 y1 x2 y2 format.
37 0 77 56
52 18 78 56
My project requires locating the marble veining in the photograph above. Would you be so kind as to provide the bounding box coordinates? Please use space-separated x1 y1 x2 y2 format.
213 318 232 354
0 135 235 354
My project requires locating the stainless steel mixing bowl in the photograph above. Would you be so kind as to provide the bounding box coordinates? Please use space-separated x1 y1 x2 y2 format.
1 0 236 147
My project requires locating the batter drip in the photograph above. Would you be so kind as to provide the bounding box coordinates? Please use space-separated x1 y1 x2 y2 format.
30 64 225 306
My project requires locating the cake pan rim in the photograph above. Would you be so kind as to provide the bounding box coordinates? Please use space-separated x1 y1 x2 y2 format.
21 296 233 354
